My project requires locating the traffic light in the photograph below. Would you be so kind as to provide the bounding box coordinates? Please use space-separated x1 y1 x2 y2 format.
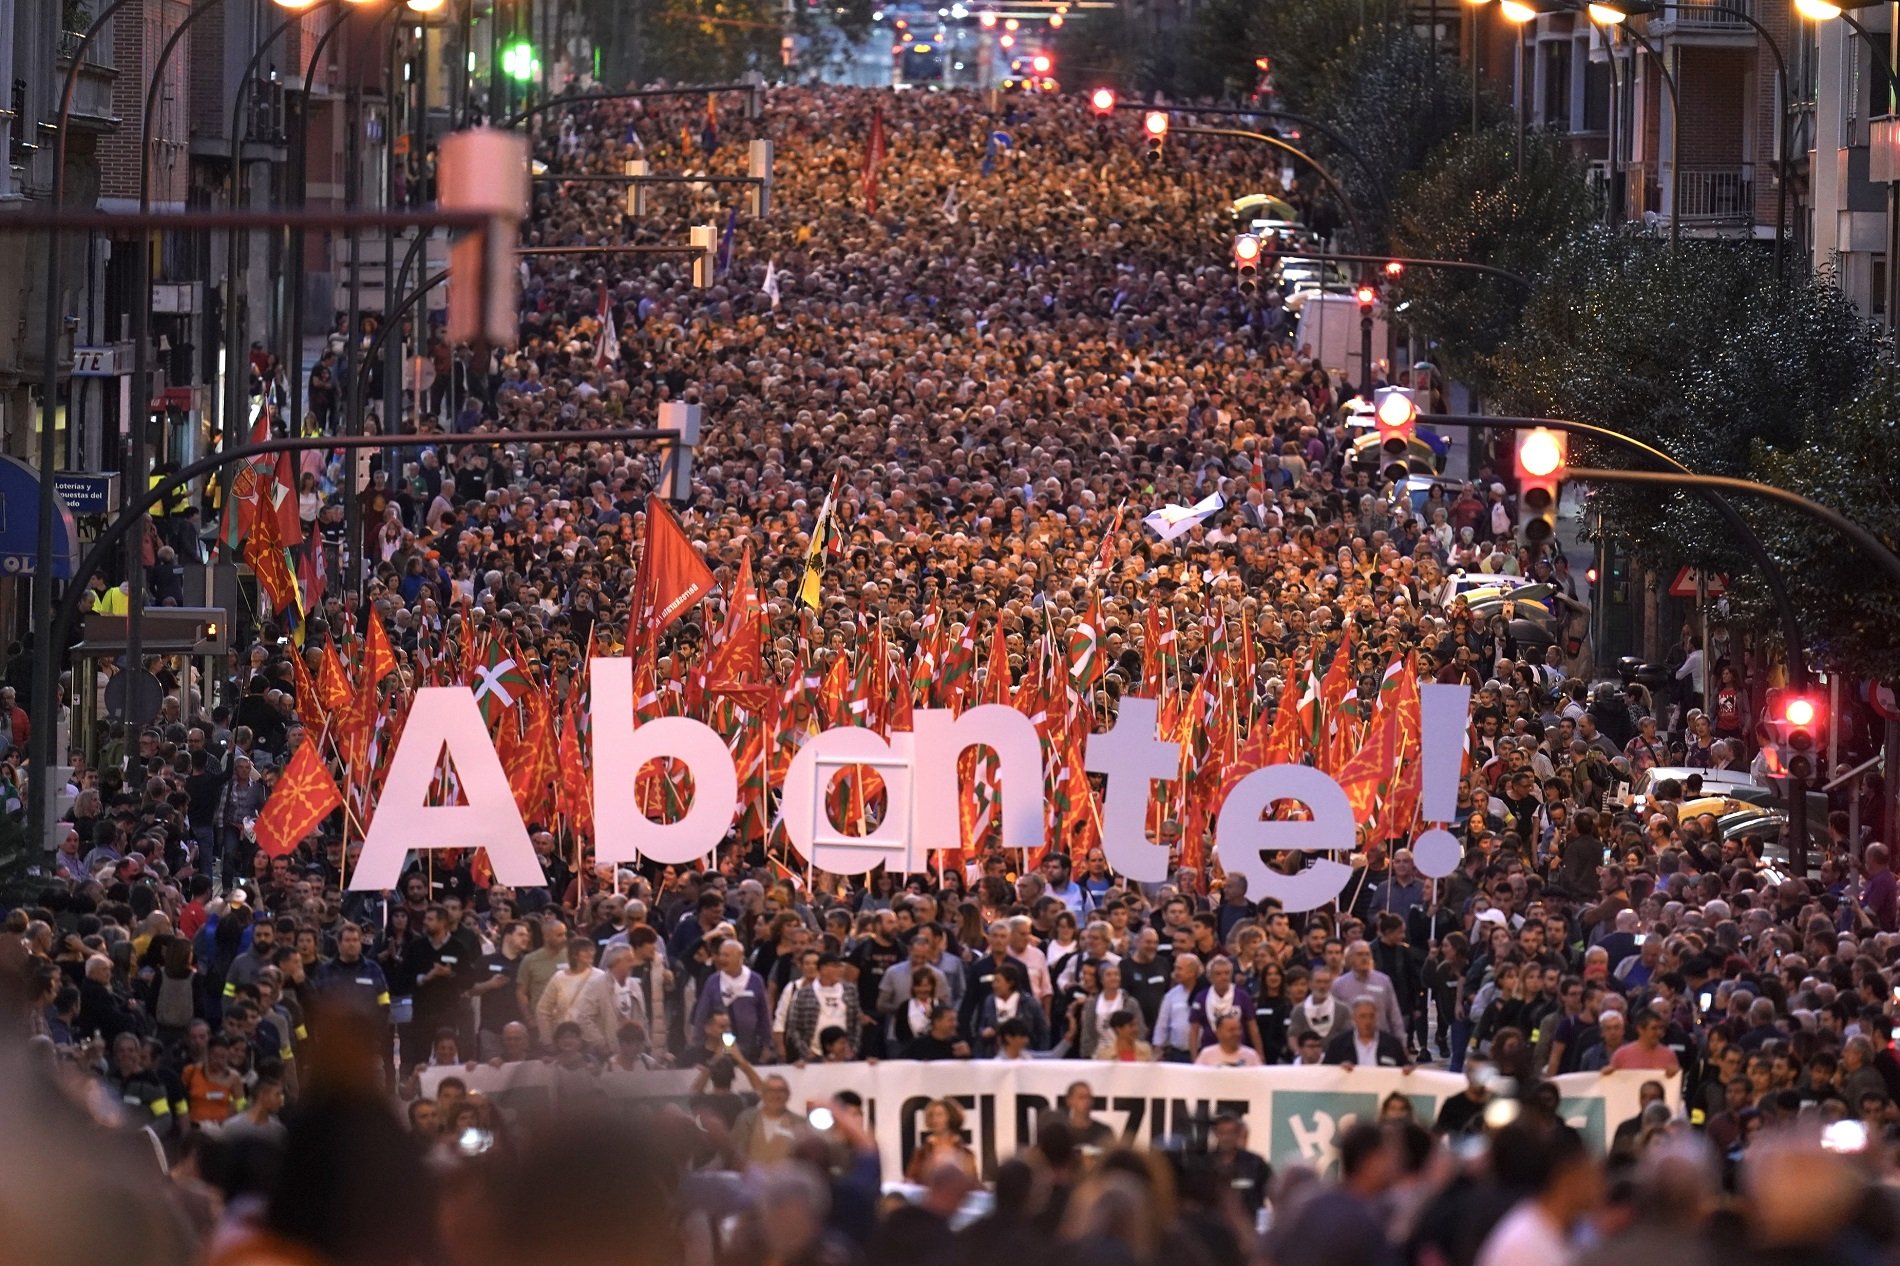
1372 387 1417 483
1090 87 1116 113
1232 233 1263 293
1354 282 1376 310
1383 259 1404 281
501 39 539 82
1031 53 1051 74
1514 427 1566 544
1780 693 1823 779
1142 111 1168 161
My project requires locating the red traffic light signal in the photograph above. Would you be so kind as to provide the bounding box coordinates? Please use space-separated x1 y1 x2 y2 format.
1142 110 1167 161
1372 388 1416 483
1233 233 1262 292
1514 428 1567 544
1383 259 1404 280
1354 283 1376 309
1090 87 1116 113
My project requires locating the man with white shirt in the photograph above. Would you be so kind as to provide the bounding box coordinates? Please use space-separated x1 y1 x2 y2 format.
1287 966 1346 1048
534 939 619 1057
1475 1126 1600 1266
1153 953 1201 1063
1008 915 1053 1011
1195 1013 1264 1067
1323 998 1412 1070
772 948 821 1058
787 951 862 1061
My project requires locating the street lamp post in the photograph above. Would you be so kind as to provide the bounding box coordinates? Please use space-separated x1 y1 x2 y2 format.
21 203 513 848
1420 412 1811 687
35 0 143 848
1171 125 1372 250
1795 0 1900 328
127 0 247 715
1583 0 1795 278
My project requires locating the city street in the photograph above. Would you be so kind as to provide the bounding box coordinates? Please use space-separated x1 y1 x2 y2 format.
5 2 1900 1264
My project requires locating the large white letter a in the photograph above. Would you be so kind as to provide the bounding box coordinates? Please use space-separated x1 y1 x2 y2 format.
349 687 546 891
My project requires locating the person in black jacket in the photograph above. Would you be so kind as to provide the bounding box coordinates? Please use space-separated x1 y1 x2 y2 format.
1370 912 1425 1058
1324 997 1413 1069
396 904 476 1070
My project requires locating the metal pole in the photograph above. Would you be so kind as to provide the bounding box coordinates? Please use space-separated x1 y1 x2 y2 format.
1172 126 1372 249
1789 768 1809 878
286 2 356 439
129 0 233 726
1621 24 1682 246
1566 464 1900 588
1421 413 1813 686
1359 306 1374 397
32 0 140 851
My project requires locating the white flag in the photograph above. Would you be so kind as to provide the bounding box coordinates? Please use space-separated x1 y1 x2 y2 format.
1142 491 1226 542
942 184 960 223
762 260 781 310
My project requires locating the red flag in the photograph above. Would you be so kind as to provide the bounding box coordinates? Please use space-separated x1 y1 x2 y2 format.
705 544 772 710
255 739 343 858
365 605 398 688
318 638 353 713
632 495 716 658
290 649 326 736
861 107 885 215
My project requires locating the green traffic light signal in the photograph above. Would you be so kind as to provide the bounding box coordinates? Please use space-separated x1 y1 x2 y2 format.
501 40 540 82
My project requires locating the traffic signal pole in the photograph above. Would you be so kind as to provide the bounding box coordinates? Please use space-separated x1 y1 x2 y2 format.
1420 413 1811 691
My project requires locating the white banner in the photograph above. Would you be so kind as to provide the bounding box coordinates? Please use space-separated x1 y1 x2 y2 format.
421 1060 1678 1180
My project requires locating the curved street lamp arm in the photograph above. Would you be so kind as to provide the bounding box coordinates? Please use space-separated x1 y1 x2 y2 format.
1420 413 1810 682
1173 125 1370 250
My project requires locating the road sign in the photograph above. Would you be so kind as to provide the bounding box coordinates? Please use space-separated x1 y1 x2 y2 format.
1668 566 1727 599
53 472 117 514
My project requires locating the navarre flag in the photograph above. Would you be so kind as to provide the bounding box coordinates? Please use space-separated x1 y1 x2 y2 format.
255 738 343 858
632 495 715 657
861 107 886 214
705 544 773 710
364 604 398 688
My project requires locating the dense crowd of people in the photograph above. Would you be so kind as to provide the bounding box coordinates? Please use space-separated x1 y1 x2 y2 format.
9 82 1900 1266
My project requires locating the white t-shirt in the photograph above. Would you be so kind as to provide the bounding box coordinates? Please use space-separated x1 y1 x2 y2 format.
812 981 849 1034
1476 1200 1571 1266
1194 1044 1264 1068
1354 1032 1382 1066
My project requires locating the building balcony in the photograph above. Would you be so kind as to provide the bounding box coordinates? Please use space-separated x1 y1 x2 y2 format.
1645 0 1758 45
53 29 121 133
1678 164 1755 221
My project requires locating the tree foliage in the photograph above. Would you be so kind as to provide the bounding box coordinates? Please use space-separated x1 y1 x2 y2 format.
1388 128 1597 391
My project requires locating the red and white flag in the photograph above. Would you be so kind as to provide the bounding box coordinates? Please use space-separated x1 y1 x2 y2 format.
595 283 619 370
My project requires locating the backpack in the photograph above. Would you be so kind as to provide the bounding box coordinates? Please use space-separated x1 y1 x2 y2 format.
156 973 196 1030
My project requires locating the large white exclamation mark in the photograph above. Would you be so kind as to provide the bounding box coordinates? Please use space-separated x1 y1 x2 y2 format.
1411 683 1470 879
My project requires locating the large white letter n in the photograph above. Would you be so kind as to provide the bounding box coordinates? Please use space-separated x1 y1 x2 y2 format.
1084 696 1178 882
350 687 544 892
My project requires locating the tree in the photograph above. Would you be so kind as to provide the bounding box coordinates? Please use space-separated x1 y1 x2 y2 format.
1484 230 1885 666
1387 127 1596 393
1748 368 1900 678
1320 29 1483 246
